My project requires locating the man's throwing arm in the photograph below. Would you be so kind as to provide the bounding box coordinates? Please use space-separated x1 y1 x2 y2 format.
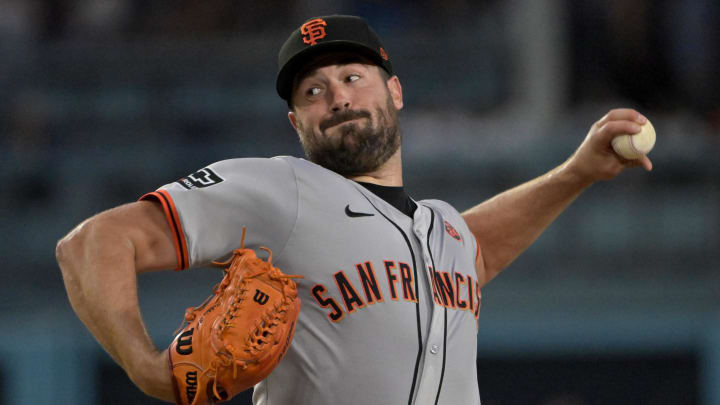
56 201 177 402
463 108 652 287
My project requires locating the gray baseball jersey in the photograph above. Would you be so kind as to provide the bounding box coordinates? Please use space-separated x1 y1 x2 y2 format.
142 156 483 405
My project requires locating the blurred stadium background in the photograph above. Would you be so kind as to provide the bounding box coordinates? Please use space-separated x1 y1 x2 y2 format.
1 1 718 404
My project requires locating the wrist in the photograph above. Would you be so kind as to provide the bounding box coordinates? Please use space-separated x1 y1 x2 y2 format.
557 157 595 190
127 349 175 402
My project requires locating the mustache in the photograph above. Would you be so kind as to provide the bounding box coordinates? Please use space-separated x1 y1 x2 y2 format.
319 109 371 132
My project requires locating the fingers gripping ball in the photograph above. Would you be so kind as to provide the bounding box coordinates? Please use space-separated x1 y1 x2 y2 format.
611 119 656 160
168 228 302 405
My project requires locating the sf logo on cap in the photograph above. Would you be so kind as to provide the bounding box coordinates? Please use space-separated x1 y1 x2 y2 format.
301 18 327 46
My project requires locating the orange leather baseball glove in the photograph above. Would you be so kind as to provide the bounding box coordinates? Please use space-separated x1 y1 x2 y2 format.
168 229 302 405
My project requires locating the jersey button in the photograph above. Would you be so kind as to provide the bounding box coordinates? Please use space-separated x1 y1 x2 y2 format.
430 344 440 354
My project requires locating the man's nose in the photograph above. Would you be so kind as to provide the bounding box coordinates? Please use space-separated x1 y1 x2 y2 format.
328 83 351 111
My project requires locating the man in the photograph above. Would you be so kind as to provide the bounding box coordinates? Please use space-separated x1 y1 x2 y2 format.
56 15 652 404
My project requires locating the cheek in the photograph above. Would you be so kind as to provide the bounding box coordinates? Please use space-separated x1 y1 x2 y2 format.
302 108 325 128
296 117 321 141
297 120 314 138
294 114 315 133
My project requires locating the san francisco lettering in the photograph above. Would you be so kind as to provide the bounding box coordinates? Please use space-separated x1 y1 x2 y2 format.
311 260 480 323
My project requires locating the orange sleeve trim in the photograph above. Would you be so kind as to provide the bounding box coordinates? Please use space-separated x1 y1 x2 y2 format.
140 190 189 271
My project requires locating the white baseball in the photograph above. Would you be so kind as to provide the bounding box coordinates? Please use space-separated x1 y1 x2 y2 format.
611 119 656 160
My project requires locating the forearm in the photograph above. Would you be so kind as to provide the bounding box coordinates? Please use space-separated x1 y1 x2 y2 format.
462 161 591 284
463 109 653 285
56 217 173 401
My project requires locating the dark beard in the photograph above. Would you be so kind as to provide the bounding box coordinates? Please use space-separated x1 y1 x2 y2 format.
297 94 400 176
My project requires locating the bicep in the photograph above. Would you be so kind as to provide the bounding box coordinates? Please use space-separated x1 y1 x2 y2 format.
101 201 177 273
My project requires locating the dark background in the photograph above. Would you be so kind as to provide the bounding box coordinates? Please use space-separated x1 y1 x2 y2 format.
1 1 718 404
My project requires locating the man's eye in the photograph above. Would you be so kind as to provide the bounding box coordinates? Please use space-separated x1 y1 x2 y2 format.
307 87 321 96
347 74 360 82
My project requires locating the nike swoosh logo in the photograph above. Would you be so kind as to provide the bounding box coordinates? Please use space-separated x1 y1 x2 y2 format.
345 205 375 218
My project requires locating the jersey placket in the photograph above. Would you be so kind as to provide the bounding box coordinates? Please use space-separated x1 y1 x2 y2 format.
411 205 446 404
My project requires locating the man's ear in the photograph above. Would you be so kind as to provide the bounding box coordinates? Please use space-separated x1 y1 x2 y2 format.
387 75 404 110
288 111 298 130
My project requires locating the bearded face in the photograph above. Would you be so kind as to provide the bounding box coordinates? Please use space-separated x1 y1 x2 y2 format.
295 90 401 176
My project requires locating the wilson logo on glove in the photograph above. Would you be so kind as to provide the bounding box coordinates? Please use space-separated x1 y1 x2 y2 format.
185 371 198 403
168 228 303 405
175 329 194 355
253 289 270 305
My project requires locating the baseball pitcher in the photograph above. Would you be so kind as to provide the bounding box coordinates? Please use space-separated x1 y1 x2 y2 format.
57 15 653 405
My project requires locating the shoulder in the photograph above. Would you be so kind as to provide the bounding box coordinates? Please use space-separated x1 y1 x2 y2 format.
207 156 294 175
207 156 337 177
177 156 351 196
177 156 298 187
270 156 355 189
420 199 473 236
160 157 301 198
418 199 462 218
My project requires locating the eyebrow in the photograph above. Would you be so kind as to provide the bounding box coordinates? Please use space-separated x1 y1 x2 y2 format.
295 59 372 87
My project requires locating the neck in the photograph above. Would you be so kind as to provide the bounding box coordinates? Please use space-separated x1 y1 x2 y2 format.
347 148 403 186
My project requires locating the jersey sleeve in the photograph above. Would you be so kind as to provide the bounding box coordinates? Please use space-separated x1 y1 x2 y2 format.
140 157 298 270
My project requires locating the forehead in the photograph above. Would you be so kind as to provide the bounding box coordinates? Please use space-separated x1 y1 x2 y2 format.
294 53 378 84
299 63 373 83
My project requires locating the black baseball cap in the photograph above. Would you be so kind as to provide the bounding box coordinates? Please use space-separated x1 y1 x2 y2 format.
276 15 393 102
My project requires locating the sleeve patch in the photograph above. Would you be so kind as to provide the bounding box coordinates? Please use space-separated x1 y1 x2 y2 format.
177 168 224 190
